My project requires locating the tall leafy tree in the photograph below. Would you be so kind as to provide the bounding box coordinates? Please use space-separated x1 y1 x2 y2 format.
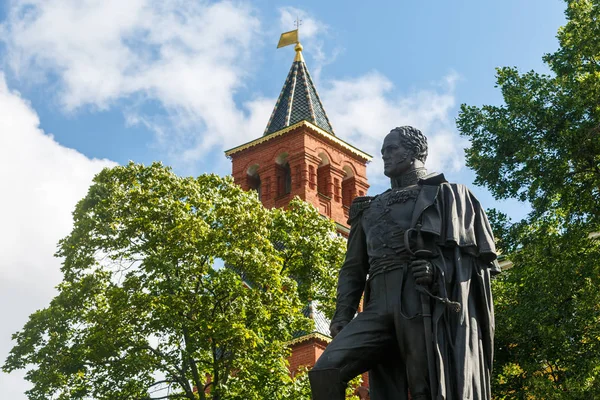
3 162 346 400
489 219 600 399
458 1 600 398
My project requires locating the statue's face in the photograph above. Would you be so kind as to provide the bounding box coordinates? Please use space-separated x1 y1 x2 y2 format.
382 132 413 178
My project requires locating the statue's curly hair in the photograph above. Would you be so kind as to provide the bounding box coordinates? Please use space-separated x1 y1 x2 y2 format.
389 126 428 163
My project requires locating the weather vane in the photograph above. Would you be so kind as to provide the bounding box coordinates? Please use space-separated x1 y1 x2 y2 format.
277 16 303 49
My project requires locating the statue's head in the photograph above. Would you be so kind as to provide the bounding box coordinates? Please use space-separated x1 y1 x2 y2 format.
382 126 428 177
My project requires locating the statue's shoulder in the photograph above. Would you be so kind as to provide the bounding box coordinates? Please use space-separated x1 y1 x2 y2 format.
419 172 448 186
420 173 471 193
419 173 475 200
347 194 379 225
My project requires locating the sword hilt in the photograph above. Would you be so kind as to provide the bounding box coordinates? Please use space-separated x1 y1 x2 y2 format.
404 223 435 259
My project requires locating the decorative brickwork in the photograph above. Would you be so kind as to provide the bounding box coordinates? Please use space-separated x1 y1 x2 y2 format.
288 334 330 375
228 122 369 230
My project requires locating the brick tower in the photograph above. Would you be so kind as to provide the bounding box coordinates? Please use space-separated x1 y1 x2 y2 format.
225 40 371 394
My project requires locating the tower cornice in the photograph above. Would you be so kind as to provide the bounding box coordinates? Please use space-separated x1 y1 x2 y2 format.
225 120 372 161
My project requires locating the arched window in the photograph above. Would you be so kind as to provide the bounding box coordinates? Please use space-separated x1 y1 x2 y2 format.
275 153 291 197
342 164 356 208
282 162 291 195
317 152 331 197
247 164 261 200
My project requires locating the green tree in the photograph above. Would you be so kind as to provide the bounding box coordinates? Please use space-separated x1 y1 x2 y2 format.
457 1 600 398
269 200 344 318
488 216 600 399
3 162 346 400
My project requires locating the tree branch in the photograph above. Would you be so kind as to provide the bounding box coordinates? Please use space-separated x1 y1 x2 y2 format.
144 344 194 398
182 324 205 400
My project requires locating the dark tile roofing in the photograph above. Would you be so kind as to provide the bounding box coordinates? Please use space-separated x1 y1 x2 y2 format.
294 300 332 338
264 60 334 136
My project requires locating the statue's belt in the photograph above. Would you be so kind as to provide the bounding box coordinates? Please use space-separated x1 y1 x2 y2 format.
368 256 412 281
368 255 462 314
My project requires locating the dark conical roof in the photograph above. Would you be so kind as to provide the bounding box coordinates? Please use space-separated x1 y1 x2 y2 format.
264 44 334 136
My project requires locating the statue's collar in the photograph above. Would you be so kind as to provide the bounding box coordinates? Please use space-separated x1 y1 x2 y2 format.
390 168 428 189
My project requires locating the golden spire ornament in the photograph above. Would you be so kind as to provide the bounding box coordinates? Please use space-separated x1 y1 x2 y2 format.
277 17 304 62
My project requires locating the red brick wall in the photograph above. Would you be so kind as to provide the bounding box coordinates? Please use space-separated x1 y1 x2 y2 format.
287 338 328 375
229 126 369 229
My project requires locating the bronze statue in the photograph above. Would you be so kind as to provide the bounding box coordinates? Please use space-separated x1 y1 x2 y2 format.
309 126 500 400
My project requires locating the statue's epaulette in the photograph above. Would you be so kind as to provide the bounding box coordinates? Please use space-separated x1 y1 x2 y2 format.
419 172 448 185
347 196 373 225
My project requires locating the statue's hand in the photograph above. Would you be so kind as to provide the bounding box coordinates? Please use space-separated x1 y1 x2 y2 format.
330 321 348 338
411 259 434 286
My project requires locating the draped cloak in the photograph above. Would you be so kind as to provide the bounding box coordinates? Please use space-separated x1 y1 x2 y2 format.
338 173 500 400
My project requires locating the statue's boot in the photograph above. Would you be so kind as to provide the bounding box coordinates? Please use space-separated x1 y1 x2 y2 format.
308 368 346 400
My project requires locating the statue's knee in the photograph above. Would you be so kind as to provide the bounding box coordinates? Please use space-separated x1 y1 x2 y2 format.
312 354 336 371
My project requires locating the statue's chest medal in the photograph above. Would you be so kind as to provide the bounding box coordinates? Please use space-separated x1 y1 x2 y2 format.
386 187 420 206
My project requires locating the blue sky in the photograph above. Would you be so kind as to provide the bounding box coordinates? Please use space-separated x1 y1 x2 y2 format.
0 0 566 397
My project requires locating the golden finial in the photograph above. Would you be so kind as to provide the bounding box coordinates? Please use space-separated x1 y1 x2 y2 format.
277 16 304 62
294 42 304 62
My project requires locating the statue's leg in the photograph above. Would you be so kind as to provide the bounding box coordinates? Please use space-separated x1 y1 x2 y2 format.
394 269 431 399
309 308 395 400
368 354 407 400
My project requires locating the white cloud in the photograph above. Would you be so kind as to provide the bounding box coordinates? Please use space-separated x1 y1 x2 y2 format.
321 70 466 187
0 73 116 398
0 0 266 167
